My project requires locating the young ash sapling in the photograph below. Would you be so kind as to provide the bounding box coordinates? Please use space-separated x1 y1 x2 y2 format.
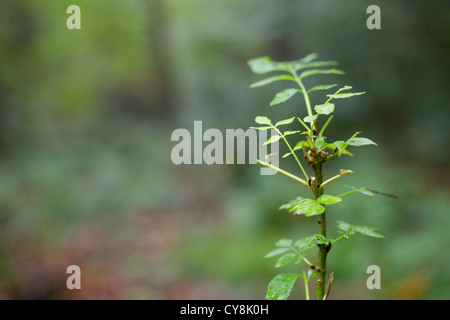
248 53 390 300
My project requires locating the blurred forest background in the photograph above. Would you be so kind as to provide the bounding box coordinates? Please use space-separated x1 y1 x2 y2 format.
0 0 449 299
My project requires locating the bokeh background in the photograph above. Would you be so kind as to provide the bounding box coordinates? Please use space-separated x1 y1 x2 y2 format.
0 0 449 300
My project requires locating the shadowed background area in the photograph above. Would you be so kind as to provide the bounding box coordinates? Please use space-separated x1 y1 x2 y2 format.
0 0 448 299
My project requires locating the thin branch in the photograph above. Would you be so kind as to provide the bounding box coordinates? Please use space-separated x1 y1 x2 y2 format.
302 270 310 301
337 189 360 198
323 272 334 300
297 117 311 132
257 160 309 187
320 170 354 189
289 66 313 118
319 115 334 137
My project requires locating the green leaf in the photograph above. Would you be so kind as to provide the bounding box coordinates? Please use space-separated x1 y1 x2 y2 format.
292 61 339 73
255 116 272 125
298 53 319 63
306 60 339 66
291 53 318 63
275 253 296 268
264 248 290 258
289 53 320 71
250 75 296 88
279 196 304 212
346 137 377 146
307 84 338 93
314 103 335 115
270 89 299 106
294 236 316 250
344 186 375 196
306 269 315 280
326 140 346 150
313 234 332 245
266 273 301 300
294 256 303 264
299 68 345 80
293 199 325 217
317 195 342 205
303 115 317 123
327 92 366 99
315 137 326 149
338 85 353 91
337 221 384 239
302 61 339 69
275 239 293 247
358 188 375 196
293 141 308 150
283 130 301 137
248 56 283 74
249 126 272 130
340 149 354 157
275 117 296 127
337 221 353 232
339 169 354 176
327 141 353 157
263 135 281 145
354 225 384 238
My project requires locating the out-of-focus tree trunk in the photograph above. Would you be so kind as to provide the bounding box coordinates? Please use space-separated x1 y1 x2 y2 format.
0 2 38 154
147 0 174 118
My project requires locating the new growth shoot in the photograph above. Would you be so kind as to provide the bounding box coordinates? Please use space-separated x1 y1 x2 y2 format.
248 53 392 300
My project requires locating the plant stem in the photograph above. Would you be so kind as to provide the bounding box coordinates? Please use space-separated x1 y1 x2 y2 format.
298 80 313 118
311 162 328 300
337 189 360 198
297 117 311 132
332 232 353 245
323 272 334 300
289 65 333 299
319 115 333 137
289 67 313 118
257 160 309 187
302 271 310 300
320 170 353 189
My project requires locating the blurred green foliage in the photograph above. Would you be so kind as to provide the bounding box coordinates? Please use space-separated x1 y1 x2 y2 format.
0 0 448 299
